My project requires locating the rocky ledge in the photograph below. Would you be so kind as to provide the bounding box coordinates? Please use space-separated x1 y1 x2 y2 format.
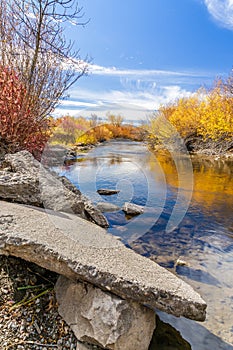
0 200 206 322
0 150 108 228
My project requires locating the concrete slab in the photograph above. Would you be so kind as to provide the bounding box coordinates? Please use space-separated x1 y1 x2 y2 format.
0 200 206 321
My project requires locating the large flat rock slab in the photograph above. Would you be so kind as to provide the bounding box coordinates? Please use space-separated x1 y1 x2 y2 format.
0 200 206 321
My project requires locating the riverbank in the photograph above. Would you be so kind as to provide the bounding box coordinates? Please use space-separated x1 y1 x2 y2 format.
67 134 233 162
0 195 207 349
147 136 233 160
184 134 233 158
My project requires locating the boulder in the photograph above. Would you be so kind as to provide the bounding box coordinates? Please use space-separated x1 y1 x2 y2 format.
60 176 82 196
97 189 120 195
0 171 41 205
83 201 110 228
96 202 120 212
58 176 108 228
122 202 144 215
0 151 108 228
0 200 207 322
55 276 156 350
41 144 68 166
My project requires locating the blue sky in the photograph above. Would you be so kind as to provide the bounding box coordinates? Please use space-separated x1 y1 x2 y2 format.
55 0 233 122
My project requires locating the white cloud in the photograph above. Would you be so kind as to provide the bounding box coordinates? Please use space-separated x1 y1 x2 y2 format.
55 85 191 121
204 0 233 29
55 62 213 121
60 100 99 108
88 63 204 78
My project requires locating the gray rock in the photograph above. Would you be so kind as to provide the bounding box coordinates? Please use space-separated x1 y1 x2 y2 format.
60 176 82 196
41 144 68 166
122 202 144 215
76 341 100 350
96 202 120 212
0 151 108 228
83 201 110 228
0 171 41 205
0 200 207 321
55 276 156 350
97 189 120 195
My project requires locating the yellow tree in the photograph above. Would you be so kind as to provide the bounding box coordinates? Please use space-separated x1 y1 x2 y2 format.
198 85 233 140
167 92 204 138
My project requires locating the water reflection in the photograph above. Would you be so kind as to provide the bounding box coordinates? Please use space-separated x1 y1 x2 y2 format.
53 140 233 348
153 150 233 231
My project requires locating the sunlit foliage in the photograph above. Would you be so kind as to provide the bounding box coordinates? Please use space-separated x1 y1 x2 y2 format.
147 78 233 147
51 116 90 145
51 114 145 145
0 66 53 159
197 86 233 140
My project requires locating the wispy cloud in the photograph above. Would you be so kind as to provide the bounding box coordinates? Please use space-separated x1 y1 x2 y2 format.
55 85 192 121
68 86 191 110
204 0 233 30
55 62 215 121
88 63 210 79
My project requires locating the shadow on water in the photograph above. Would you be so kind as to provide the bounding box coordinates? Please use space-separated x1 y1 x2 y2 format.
156 312 233 350
149 315 192 350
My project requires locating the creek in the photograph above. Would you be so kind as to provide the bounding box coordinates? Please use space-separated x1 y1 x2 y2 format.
53 140 233 350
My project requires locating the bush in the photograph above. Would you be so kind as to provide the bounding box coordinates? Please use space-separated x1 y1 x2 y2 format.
0 66 53 159
151 82 233 142
51 116 91 145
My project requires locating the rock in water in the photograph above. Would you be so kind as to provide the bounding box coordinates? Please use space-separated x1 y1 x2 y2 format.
55 276 156 350
83 201 110 228
96 202 120 212
122 202 144 215
97 189 120 195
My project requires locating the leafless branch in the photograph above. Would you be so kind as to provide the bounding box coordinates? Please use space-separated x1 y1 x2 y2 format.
0 0 89 120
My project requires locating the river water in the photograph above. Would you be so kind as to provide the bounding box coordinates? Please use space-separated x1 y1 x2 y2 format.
53 140 233 350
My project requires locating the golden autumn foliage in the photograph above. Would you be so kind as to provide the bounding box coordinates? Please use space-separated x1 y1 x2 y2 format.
167 94 203 138
197 87 233 140
51 116 91 145
149 79 233 144
51 114 145 146
77 124 144 144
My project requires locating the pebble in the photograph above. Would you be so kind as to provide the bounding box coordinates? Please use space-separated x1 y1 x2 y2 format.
0 255 78 349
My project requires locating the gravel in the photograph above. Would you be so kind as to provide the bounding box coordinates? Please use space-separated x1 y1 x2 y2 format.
0 255 78 350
